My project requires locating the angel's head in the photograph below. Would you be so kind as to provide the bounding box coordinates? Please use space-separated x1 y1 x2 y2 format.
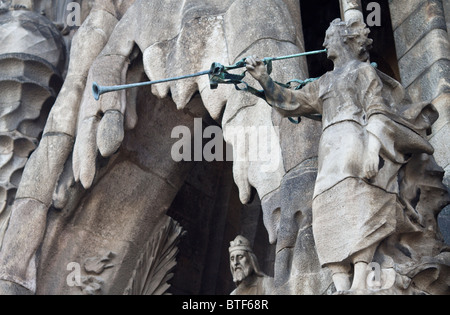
323 18 373 63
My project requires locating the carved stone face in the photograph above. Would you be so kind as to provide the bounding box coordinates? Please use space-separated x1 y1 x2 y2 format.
323 28 342 61
323 20 372 63
230 250 253 284
324 27 369 65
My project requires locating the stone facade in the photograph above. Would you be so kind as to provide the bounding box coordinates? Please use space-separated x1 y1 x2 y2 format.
0 0 448 295
389 0 450 247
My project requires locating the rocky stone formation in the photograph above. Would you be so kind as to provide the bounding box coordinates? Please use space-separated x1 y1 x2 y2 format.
0 0 448 295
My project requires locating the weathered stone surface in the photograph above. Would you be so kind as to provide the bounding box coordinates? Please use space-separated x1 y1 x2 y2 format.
37 159 181 295
224 0 297 63
15 134 73 205
272 158 333 295
0 10 66 73
441 162 450 246
0 131 35 212
76 163 177 241
221 39 305 127
340 0 363 22
223 102 285 204
406 61 450 104
389 0 425 30
43 8 120 136
439 205 450 245
123 92 202 190
276 111 322 173
445 0 450 35
0 8 66 249
398 29 450 88
0 198 48 292
393 0 447 59
430 93 450 135
220 8 308 203
162 13 230 120
429 122 450 170
277 159 317 253
261 188 281 245
0 279 32 295
0 0 449 297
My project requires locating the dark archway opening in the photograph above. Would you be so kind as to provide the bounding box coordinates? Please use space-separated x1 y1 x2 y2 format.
300 0 400 81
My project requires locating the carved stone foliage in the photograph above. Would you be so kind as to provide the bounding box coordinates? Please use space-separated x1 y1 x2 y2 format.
78 251 116 295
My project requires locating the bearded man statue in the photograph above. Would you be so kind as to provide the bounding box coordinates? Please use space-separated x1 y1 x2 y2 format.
229 235 274 295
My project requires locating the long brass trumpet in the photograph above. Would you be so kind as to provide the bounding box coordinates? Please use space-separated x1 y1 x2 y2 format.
92 70 210 101
92 49 327 101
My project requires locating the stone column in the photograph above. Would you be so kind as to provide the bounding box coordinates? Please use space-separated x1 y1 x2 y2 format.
390 0 450 177
340 0 364 22
260 0 333 295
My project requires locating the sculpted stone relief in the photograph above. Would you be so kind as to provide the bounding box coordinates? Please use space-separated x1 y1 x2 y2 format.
246 18 450 294
0 0 296 295
0 0 448 295
0 4 65 253
229 236 274 295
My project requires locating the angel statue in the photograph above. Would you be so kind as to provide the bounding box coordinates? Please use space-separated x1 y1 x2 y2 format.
246 18 442 294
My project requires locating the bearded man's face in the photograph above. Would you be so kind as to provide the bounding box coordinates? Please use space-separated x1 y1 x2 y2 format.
230 250 253 284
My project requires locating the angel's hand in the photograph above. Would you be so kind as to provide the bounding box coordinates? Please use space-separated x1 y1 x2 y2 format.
246 56 268 82
364 133 382 180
